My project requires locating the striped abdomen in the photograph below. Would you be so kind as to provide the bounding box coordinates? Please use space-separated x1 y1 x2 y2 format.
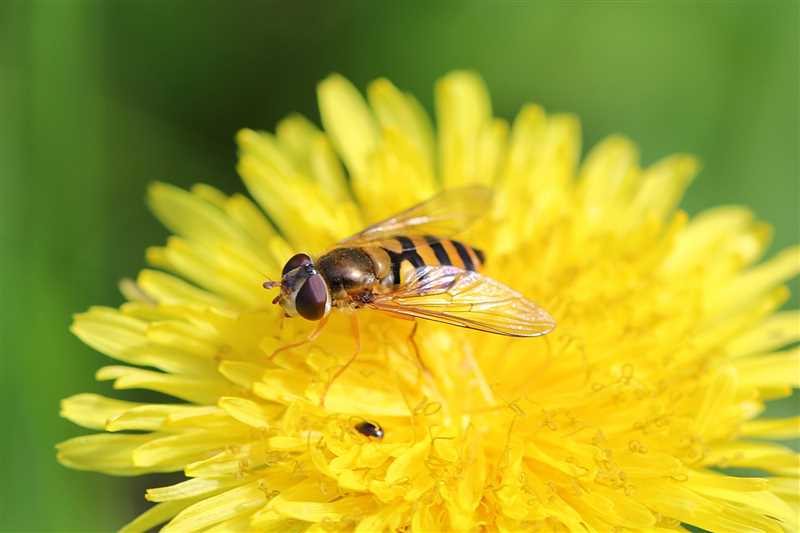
379 235 485 286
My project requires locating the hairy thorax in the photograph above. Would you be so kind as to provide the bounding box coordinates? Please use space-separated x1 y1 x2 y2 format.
317 248 380 305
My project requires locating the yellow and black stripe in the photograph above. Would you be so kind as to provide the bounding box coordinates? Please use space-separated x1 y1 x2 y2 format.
382 235 485 285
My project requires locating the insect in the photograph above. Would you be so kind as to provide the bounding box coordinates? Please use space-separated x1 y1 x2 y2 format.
263 186 555 404
354 420 384 439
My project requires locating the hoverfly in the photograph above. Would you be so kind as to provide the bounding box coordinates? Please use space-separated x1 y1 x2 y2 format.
263 186 555 403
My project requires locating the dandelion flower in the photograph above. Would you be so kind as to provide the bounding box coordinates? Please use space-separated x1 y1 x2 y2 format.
59 72 800 532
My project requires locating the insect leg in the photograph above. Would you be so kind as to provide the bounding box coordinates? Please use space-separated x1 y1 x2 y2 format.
268 314 329 361
369 307 427 377
406 320 432 390
407 321 426 371
319 313 361 407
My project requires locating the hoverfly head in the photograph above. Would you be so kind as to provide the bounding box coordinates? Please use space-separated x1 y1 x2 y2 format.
263 253 331 321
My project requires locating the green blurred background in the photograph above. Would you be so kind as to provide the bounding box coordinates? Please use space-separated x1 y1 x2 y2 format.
1 1 797 531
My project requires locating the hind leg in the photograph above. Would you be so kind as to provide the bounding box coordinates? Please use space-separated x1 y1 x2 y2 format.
319 313 361 407
407 321 429 372
406 320 433 389
268 315 329 362
375 311 429 375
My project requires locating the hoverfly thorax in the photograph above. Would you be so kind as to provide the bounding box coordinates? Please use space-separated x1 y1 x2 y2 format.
269 253 331 321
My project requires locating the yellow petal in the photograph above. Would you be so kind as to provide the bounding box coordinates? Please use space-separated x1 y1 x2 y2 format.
146 319 219 357
235 134 305 245
147 182 247 248
692 286 787 357
367 78 434 171
276 113 320 173
71 306 145 360
704 441 800 476
250 507 309 533
106 403 219 432
162 481 265 533
236 131 346 252
627 154 699 226
353 128 437 222
97 365 234 404
136 269 228 308
219 396 273 429
573 487 656 529
203 514 259 533
119 500 202 533
442 437 486 529
385 440 429 485
355 506 406 533
411 503 444 533
146 237 263 307
56 433 171 475
119 277 156 304
217 360 265 390
163 406 230 429
238 127 296 176
253 369 310 404
638 481 785 533
270 479 377 522
503 104 546 183
317 73 378 179
308 134 353 203
710 245 800 315
184 443 266 479
693 367 737 438
133 429 249 468
532 114 581 192
476 118 509 186
577 135 639 224
665 207 771 282
687 471 798 531
224 193 285 266
498 111 580 246
147 477 242 502
726 310 800 357
60 393 141 430
741 416 800 440
73 306 221 376
435 70 492 187
137 344 220 377
733 349 800 390
190 183 229 209
768 478 800 505
317 358 416 417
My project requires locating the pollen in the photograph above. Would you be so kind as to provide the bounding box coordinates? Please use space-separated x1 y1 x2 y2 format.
58 72 799 532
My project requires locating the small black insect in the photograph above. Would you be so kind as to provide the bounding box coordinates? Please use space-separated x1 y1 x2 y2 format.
354 420 384 439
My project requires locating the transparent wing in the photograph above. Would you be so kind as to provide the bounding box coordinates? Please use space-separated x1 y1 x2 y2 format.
367 266 555 337
340 186 492 246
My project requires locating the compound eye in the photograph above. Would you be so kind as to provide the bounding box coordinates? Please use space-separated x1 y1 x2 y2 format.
295 273 328 320
282 253 312 276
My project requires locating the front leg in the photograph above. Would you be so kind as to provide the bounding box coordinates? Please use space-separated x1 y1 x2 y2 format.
267 314 329 361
